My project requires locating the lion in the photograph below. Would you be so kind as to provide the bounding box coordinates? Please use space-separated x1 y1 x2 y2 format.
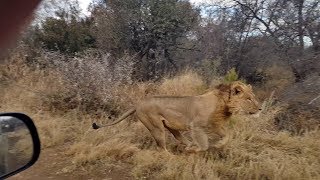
92 81 261 153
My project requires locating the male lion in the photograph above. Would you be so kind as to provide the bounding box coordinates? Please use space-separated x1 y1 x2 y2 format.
92 81 261 153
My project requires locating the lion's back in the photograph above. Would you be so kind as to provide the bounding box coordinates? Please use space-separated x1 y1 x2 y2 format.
136 96 194 114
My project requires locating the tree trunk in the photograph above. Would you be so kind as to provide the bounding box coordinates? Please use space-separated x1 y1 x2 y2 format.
297 0 305 53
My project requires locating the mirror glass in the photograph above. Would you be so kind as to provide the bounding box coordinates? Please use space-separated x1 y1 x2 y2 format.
0 116 33 177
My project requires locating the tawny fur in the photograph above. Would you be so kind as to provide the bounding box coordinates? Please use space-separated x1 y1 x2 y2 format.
93 81 261 153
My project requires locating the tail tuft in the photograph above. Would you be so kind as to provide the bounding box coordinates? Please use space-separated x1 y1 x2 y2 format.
92 123 100 129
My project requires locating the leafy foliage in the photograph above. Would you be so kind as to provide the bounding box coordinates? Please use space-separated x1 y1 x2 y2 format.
91 0 200 80
224 68 239 83
33 2 95 54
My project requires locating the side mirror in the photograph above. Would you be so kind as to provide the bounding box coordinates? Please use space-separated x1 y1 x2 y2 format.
0 113 40 179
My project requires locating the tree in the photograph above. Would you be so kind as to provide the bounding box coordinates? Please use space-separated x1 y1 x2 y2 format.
305 0 320 51
33 0 96 55
231 0 319 52
91 0 200 80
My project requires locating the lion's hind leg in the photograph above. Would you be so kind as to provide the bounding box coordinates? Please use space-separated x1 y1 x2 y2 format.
136 111 168 151
149 126 167 151
164 124 191 147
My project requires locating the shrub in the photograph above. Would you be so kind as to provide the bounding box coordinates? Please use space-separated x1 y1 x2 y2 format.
224 67 239 83
198 57 221 84
264 64 295 93
275 102 320 134
158 70 207 96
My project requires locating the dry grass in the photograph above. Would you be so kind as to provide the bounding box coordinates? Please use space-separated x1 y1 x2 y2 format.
124 111 320 179
1 58 320 180
158 70 207 96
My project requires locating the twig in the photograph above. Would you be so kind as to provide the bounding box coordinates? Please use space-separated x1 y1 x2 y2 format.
308 95 320 105
261 90 275 112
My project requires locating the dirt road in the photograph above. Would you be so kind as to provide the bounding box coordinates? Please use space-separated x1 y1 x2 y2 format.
8 146 132 180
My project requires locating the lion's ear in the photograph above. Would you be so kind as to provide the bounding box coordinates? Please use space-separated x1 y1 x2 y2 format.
231 84 243 96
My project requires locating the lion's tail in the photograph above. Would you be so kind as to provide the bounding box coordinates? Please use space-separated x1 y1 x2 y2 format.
92 108 136 129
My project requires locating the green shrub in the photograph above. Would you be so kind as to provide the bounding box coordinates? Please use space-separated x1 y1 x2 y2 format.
224 68 239 83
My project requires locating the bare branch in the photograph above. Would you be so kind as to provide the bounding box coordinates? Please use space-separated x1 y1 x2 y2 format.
308 95 320 105
233 0 276 38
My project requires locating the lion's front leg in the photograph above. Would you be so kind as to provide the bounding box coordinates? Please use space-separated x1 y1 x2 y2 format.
185 126 209 153
213 126 229 148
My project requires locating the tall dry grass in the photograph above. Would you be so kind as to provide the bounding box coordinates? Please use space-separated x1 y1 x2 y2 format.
67 108 320 180
1 53 320 179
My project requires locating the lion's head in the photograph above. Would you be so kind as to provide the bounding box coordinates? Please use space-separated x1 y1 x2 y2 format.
219 81 261 115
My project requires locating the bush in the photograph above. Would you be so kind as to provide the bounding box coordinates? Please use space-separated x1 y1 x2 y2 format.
223 68 239 83
158 70 207 96
275 103 320 134
264 64 295 93
198 57 221 84
275 75 320 134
